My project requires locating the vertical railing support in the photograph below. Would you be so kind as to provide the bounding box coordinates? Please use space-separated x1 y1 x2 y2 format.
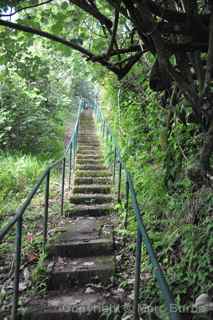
73 131 77 172
69 144 72 190
12 216 23 320
113 147 117 184
74 122 79 166
124 177 129 229
107 129 110 144
61 157 66 216
117 160 122 202
110 135 113 161
103 120 106 138
133 228 142 320
44 170 50 245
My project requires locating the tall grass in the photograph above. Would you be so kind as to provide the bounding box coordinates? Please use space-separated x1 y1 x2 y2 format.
0 153 47 226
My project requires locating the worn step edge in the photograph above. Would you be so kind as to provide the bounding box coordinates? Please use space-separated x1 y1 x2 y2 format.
75 170 112 177
76 165 107 171
70 193 113 204
47 255 114 289
74 177 112 185
73 185 111 194
76 154 103 160
78 141 100 144
78 133 97 136
76 159 104 165
77 149 102 155
77 149 101 153
20 290 120 320
48 238 113 258
66 204 113 217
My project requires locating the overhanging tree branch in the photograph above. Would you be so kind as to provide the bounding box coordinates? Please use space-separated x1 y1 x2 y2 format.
106 1 121 58
110 45 141 55
0 0 54 17
0 18 93 56
69 0 112 29
118 52 143 79
204 9 213 92
0 18 120 75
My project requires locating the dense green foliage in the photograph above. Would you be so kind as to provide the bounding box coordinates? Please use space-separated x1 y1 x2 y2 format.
0 26 75 157
99 62 212 312
0 1 212 318
0 154 47 226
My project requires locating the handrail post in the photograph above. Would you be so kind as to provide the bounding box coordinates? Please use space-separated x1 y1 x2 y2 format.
133 227 142 320
124 177 129 229
69 143 72 190
44 170 50 245
117 160 122 202
73 131 77 172
61 157 66 216
74 121 79 168
73 131 76 171
113 147 117 184
12 216 23 320
103 120 106 138
106 128 110 143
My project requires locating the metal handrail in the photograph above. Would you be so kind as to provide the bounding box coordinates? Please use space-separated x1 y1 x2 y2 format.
0 99 181 320
93 101 181 320
0 102 82 319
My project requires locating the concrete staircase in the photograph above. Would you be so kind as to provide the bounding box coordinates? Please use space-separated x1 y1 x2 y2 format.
22 109 118 319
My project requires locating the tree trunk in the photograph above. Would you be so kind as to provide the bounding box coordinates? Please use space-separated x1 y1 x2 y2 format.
200 119 213 175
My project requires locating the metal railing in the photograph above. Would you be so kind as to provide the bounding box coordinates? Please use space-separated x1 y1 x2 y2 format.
93 102 181 320
0 103 82 320
0 99 181 320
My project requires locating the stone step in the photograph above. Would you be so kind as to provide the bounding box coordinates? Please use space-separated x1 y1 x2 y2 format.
77 148 101 155
78 143 99 147
66 204 113 217
78 134 98 138
48 238 113 259
70 193 113 204
78 133 97 136
76 154 102 161
48 255 114 289
78 147 100 152
21 289 119 320
78 141 100 145
76 170 111 177
74 176 112 185
76 159 104 165
76 164 107 171
79 127 96 129
80 120 95 123
78 138 97 142
78 135 97 138
78 136 97 139
73 185 111 194
78 143 100 147
79 127 96 130
48 217 114 258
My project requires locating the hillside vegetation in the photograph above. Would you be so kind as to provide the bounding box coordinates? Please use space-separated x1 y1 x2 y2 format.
0 1 212 319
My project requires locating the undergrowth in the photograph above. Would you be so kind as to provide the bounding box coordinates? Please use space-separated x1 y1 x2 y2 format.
100 69 212 318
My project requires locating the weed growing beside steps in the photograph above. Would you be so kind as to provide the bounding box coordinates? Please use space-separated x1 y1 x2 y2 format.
0 153 47 229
